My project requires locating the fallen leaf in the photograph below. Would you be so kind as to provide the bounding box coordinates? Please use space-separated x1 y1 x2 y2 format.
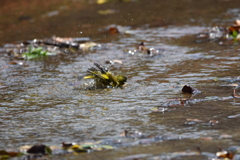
234 19 240 27
216 150 234 159
53 36 73 43
91 145 114 151
98 9 116 15
186 119 203 122
8 61 18 65
213 77 218 81
5 149 22 157
150 107 168 112
209 120 219 125
228 84 239 87
106 60 123 64
201 137 213 141
97 0 108 4
79 42 100 51
109 27 119 34
219 134 232 139
112 59 123 64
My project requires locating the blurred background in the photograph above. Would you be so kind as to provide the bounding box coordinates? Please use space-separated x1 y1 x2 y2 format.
1 0 240 45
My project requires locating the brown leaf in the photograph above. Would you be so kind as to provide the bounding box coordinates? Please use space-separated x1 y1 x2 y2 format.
109 27 119 34
5 149 21 157
216 150 234 159
200 137 213 141
8 61 18 65
186 119 203 122
209 120 219 125
53 37 73 43
234 19 240 26
219 134 232 139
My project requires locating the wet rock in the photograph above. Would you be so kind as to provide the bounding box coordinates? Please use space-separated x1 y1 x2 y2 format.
18 15 32 21
182 85 200 94
209 26 226 39
27 144 51 155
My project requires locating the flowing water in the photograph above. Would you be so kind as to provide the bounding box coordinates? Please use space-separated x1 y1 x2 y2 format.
1 0 240 159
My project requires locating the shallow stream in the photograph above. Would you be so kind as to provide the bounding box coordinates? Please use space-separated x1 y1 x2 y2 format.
1 0 240 159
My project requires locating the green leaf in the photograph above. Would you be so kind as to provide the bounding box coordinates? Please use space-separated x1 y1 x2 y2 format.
232 30 238 38
99 145 114 150
22 45 55 59
0 155 10 159
44 146 52 155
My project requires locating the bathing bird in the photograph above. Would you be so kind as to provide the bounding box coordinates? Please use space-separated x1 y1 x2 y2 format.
84 63 127 88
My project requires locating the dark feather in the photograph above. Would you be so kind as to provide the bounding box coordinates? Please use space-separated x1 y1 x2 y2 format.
87 67 98 73
94 63 108 74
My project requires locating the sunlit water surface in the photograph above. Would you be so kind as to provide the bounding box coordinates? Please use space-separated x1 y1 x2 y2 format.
1 25 240 151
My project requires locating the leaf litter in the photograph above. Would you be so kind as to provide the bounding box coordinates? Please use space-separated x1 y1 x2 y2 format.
1 36 102 60
196 19 240 45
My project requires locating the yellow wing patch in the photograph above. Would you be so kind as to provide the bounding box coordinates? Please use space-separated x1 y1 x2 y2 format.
101 74 109 79
84 75 95 79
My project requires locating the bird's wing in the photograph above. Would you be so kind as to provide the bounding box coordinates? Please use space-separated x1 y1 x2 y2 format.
106 72 118 87
94 63 108 74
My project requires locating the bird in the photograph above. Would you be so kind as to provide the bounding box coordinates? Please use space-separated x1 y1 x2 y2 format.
84 63 127 88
